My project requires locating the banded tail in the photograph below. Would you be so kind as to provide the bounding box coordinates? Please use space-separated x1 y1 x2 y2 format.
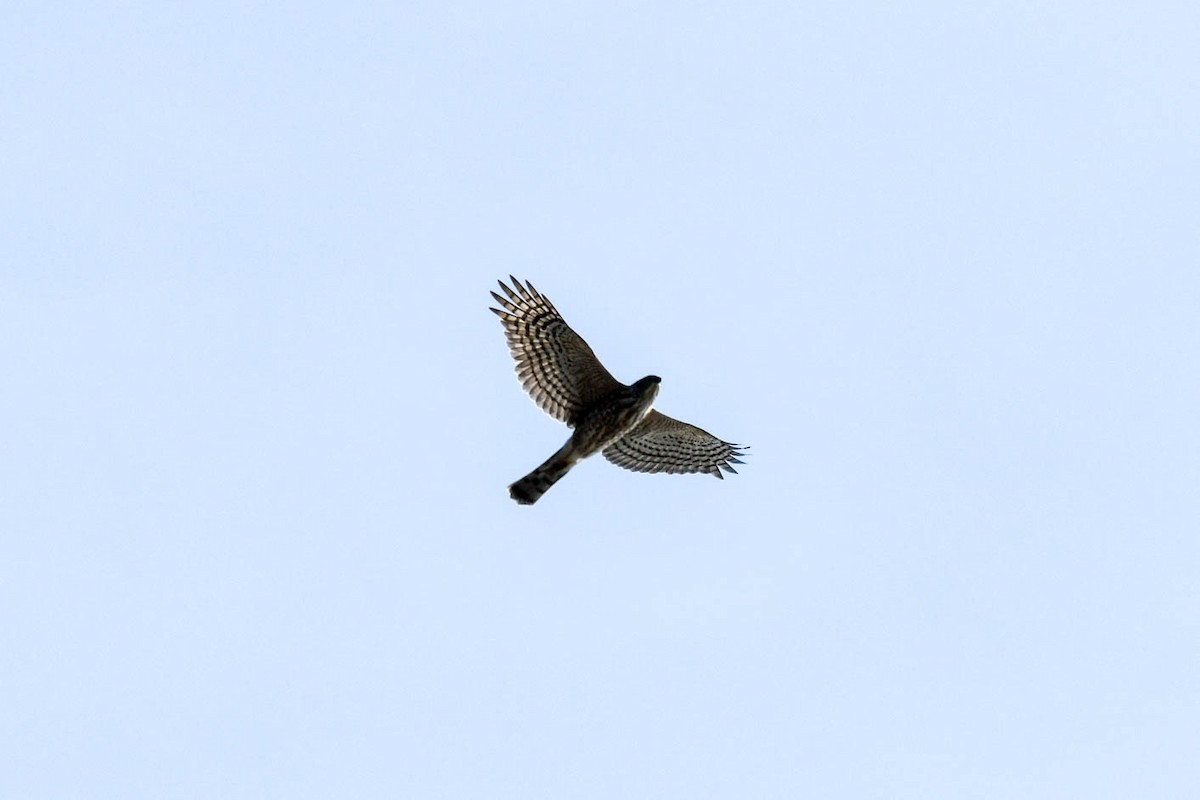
509 442 578 505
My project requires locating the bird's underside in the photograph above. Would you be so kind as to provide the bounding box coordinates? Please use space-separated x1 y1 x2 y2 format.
490 276 747 505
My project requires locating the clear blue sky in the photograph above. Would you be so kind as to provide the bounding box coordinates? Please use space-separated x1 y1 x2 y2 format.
3 2 1198 797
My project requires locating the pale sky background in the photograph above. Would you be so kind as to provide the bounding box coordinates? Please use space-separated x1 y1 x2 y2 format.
3 2 1198 798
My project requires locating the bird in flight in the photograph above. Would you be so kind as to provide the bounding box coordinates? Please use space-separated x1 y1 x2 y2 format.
490 276 747 505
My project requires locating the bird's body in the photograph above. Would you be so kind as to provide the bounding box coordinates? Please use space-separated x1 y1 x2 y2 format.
508 376 661 504
490 277 746 505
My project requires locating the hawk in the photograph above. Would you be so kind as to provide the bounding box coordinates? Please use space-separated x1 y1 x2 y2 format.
490 276 747 505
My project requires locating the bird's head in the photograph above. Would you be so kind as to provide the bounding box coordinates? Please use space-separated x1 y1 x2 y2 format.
632 375 662 402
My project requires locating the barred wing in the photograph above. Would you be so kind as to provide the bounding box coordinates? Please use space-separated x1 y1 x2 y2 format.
490 276 623 427
603 410 747 479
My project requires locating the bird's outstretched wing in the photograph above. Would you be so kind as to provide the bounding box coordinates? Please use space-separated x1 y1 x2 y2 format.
603 410 748 478
490 276 623 427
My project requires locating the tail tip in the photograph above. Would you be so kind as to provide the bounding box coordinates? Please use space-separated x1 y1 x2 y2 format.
508 481 541 505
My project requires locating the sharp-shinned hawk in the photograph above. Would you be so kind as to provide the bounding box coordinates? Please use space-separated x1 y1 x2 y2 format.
490 276 747 505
